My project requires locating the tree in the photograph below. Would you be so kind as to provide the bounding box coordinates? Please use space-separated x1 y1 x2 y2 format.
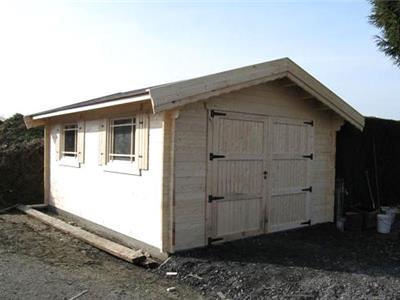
369 1 400 66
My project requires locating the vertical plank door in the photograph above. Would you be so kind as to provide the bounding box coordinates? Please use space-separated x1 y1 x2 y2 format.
267 117 314 232
208 110 268 243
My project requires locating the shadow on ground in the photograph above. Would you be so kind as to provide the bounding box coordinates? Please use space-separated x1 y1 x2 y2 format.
180 223 400 277
157 223 400 299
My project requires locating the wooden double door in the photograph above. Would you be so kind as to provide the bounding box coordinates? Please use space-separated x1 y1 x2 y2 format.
207 110 313 243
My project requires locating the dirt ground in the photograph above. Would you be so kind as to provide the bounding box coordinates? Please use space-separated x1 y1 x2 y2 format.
0 211 202 300
2 211 400 300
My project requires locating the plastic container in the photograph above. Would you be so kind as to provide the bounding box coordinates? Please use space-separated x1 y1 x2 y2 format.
377 214 392 234
381 206 389 211
381 207 397 224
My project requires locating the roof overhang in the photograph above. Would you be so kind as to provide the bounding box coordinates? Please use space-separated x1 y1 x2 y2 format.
24 93 151 128
25 58 364 130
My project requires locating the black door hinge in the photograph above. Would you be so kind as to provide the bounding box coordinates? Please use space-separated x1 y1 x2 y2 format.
302 186 312 192
300 219 311 226
210 110 227 118
208 237 223 245
208 195 225 203
304 120 314 126
210 153 226 161
302 153 313 160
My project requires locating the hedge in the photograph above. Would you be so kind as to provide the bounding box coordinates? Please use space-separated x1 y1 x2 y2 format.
0 114 43 208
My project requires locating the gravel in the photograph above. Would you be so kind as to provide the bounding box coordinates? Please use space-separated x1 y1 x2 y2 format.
156 222 400 299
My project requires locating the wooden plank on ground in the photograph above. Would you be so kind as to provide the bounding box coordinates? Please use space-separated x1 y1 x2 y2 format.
17 205 146 264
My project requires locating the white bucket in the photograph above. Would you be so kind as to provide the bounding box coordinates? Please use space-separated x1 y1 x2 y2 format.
382 207 397 224
377 214 392 234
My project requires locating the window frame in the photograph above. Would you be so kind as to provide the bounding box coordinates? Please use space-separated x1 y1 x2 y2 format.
103 115 141 175
108 117 137 162
61 123 78 158
58 123 81 168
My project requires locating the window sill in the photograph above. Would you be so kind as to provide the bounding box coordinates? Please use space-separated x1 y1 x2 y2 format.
103 161 141 176
59 157 80 168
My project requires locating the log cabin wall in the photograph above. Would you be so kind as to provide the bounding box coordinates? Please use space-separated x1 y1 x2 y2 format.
173 81 343 251
49 112 165 251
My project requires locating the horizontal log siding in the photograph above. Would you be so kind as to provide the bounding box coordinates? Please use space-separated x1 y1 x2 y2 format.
173 82 342 251
173 103 208 251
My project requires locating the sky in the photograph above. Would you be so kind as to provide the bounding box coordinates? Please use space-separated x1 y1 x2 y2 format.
0 0 399 120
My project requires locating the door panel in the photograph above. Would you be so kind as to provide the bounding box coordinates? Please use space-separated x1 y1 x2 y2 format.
208 111 314 241
268 118 313 232
210 111 267 240
216 160 263 198
269 193 307 226
217 118 264 155
216 198 262 236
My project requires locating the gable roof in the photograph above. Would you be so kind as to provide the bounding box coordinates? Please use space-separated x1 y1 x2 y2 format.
25 58 364 129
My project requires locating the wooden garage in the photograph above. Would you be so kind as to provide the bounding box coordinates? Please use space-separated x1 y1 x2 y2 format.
25 58 364 257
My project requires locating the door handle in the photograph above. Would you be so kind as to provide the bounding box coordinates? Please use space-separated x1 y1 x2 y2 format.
263 171 268 179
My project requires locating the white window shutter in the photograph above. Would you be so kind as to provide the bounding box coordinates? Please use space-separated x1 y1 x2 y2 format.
54 125 62 161
77 121 85 164
98 119 108 165
137 113 149 170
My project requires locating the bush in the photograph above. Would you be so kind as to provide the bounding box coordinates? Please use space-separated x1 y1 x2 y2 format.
0 114 43 208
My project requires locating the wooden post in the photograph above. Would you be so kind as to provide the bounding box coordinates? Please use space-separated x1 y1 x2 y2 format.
44 125 50 205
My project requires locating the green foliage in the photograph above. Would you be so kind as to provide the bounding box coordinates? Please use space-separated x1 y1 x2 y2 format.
369 1 400 66
0 114 43 150
0 114 44 208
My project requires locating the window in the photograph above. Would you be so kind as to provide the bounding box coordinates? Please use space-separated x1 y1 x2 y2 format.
62 124 78 157
55 121 84 167
109 118 136 162
99 114 149 175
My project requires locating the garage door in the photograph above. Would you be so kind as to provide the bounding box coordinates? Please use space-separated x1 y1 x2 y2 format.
208 110 267 243
268 117 313 232
207 111 314 243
